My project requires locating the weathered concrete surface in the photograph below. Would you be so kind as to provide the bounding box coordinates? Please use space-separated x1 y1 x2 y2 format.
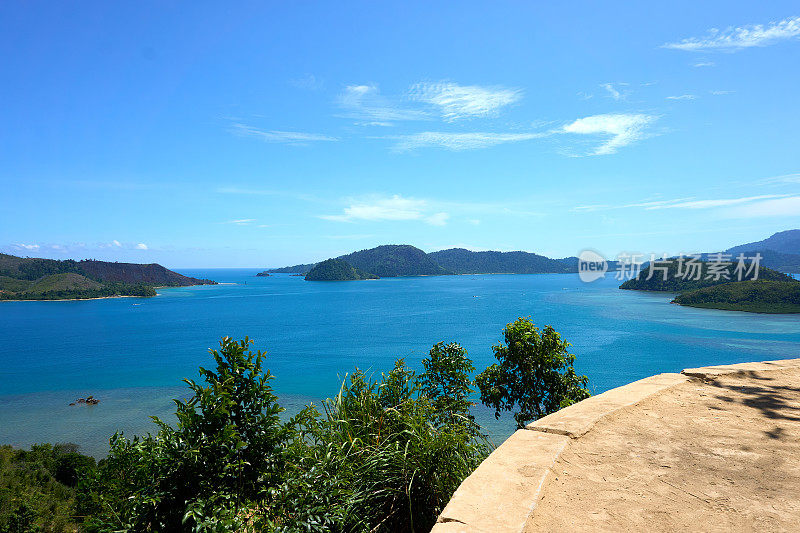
527 373 688 438
433 359 800 533
683 358 800 379
433 430 569 533
526 365 800 532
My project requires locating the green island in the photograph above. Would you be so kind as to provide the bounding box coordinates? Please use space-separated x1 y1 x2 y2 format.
672 280 800 313
0 254 216 301
0 320 588 532
261 244 580 280
304 258 380 281
619 259 799 313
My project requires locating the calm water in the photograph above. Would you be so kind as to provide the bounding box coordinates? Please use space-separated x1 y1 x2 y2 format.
2 270 800 457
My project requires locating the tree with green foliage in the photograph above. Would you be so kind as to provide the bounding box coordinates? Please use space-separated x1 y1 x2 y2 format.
476 317 590 428
81 337 292 531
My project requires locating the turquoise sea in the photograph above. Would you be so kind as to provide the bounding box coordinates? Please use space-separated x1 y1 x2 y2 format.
2 270 800 457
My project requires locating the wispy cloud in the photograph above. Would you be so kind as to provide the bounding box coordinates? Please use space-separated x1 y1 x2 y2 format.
136 243 148 250
15 243 40 251
666 94 697 100
320 194 449 225
663 15 800 51
231 123 338 145
710 90 734 95
224 219 257 226
573 194 789 212
693 61 715 67
730 196 800 217
390 132 546 151
289 74 324 91
561 113 656 155
408 82 522 121
756 172 800 185
646 194 786 210
600 82 628 100
338 84 428 122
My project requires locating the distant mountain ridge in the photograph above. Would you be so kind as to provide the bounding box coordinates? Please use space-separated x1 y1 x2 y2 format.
726 229 800 255
0 253 215 300
429 248 574 274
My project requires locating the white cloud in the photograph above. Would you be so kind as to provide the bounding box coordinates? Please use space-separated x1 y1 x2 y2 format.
112 239 122 247
231 123 338 144
425 212 450 226
730 196 800 217
136 243 148 250
15 243 40 251
468 219 481 225
756 172 800 185
710 90 734 95
575 194 790 212
600 83 627 100
663 16 800 51
320 194 449 225
409 82 522 121
693 61 715 67
225 219 256 226
646 194 786 210
561 113 656 155
338 84 428 122
666 94 697 100
391 131 545 151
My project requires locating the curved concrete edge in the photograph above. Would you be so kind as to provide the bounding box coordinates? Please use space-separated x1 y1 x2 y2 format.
432 358 800 533
434 429 569 533
682 358 800 379
431 372 688 533
527 372 687 439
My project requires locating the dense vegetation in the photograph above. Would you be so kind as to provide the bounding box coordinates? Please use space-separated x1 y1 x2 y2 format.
673 281 800 313
2 320 589 531
0 254 214 300
304 259 379 281
619 259 792 292
267 244 584 279
429 248 575 274
337 245 451 278
0 443 95 532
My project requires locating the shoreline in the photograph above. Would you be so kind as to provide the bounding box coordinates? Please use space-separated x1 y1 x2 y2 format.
0 283 214 302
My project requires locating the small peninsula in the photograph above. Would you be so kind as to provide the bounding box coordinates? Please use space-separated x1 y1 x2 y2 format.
620 258 799 313
304 258 379 281
672 280 800 313
0 253 216 301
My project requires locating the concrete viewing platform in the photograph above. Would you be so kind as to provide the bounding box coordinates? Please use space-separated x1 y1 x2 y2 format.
433 359 800 533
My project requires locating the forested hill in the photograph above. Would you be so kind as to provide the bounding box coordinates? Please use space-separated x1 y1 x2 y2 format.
304 258 379 281
265 245 582 278
0 253 215 300
619 259 793 292
338 245 451 277
428 248 575 274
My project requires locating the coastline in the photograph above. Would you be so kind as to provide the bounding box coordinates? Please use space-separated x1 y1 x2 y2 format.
0 282 214 302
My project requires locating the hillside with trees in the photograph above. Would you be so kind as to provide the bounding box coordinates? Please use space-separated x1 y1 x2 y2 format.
673 281 800 313
429 248 575 274
0 253 215 300
304 258 379 281
619 259 792 292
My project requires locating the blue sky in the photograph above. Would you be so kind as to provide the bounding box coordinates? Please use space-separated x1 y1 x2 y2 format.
2 1 799 268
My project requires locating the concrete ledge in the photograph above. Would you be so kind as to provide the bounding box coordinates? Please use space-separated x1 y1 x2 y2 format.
434 359 800 533
526 372 688 438
682 358 800 379
432 430 569 533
